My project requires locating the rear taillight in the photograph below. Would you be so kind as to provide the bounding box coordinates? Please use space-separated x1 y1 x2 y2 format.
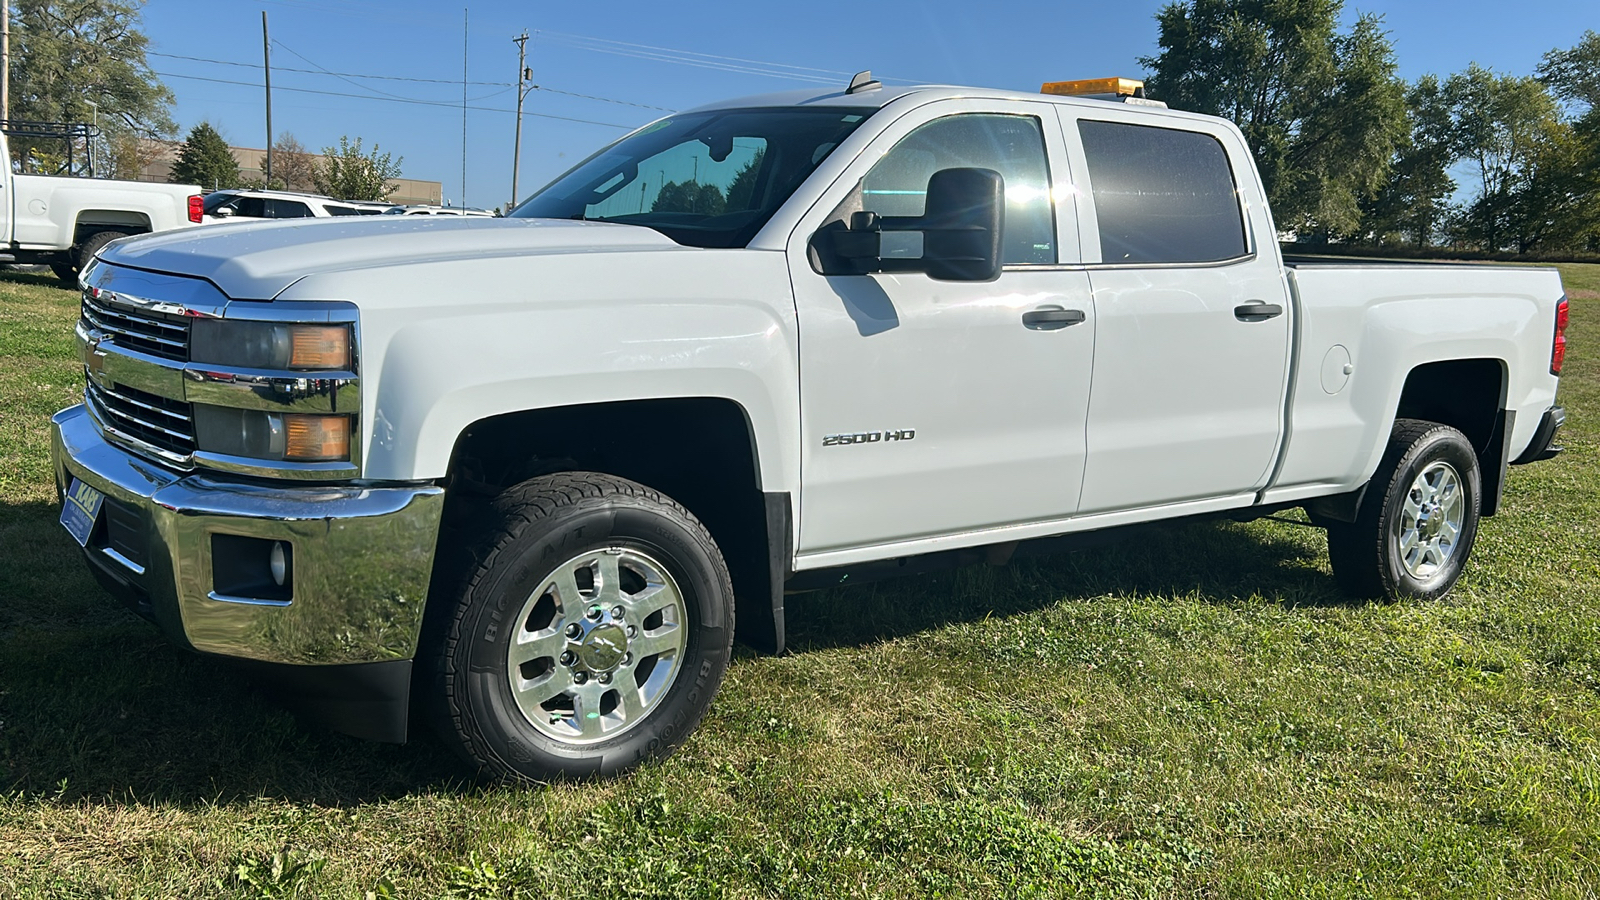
188 195 204 224
1552 296 1569 376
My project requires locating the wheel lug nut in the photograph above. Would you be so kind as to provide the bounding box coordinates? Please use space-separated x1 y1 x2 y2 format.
565 623 582 639
626 626 636 638
573 671 588 685
559 651 576 666
621 653 632 666
587 606 603 620
611 606 624 620
598 672 612 684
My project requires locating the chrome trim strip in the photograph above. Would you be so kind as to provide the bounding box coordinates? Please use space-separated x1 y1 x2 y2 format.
192 449 361 482
1083 252 1258 271
183 367 360 414
207 591 292 608
102 546 147 576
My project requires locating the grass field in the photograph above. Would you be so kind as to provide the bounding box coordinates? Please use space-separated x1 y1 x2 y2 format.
2 264 1597 898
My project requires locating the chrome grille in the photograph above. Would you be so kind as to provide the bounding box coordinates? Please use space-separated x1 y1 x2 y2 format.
81 289 190 362
85 378 196 460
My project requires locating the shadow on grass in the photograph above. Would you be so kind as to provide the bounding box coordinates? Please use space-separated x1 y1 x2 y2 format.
0 267 72 290
0 499 468 806
1 491 1351 805
784 516 1359 651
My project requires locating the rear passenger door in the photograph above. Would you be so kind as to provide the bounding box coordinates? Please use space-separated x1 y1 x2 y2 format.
1061 111 1292 513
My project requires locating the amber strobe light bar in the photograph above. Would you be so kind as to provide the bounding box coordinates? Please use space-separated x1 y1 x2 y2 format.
1040 77 1147 98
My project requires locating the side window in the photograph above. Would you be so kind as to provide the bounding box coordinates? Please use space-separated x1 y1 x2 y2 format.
1077 120 1248 264
266 199 313 219
233 196 266 218
859 114 1055 266
324 205 361 217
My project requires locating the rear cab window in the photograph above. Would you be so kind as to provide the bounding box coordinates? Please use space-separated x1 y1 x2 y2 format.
1075 119 1248 264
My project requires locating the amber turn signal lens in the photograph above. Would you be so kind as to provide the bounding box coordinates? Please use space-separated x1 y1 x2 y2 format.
288 325 351 370
283 415 350 461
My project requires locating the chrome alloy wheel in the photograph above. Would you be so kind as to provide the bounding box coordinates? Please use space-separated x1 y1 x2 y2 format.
1397 460 1465 581
506 546 688 744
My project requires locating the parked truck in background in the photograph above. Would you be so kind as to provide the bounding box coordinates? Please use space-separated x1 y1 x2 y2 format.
1 126 202 284
50 74 1567 782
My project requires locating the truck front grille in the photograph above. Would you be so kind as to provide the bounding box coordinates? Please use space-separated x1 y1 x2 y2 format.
85 378 196 460
81 289 190 362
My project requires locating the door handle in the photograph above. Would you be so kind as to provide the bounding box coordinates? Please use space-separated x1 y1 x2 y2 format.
1022 307 1087 330
1234 302 1284 322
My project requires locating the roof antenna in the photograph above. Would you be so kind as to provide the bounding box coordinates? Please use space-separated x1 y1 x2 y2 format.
846 70 882 94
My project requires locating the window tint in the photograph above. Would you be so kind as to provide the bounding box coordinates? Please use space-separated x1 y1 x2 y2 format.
265 199 313 219
325 205 361 217
230 196 265 218
859 114 1054 265
1077 120 1247 264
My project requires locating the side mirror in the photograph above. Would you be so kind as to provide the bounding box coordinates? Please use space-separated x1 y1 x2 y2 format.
809 167 1004 282
211 206 232 218
919 167 1004 282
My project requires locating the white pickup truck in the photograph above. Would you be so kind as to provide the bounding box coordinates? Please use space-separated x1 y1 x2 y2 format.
50 76 1568 782
2 128 202 283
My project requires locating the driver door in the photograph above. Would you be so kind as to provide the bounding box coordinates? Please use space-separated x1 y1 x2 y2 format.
785 100 1096 561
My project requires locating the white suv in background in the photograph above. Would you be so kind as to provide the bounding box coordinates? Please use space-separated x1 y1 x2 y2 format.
381 204 497 217
200 189 395 223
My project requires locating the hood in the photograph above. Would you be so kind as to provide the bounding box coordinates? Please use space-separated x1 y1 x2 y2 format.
98 216 683 299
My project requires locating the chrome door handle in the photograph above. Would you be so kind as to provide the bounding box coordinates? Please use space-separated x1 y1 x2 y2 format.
1022 307 1087 330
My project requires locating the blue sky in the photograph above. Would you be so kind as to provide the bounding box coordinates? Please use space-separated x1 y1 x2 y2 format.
140 0 1597 210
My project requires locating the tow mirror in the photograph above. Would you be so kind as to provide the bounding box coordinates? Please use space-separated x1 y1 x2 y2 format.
811 167 1004 282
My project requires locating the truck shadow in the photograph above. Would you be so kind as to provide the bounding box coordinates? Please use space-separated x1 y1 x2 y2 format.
784 517 1356 651
0 499 467 807
1 495 1347 805
0 267 69 289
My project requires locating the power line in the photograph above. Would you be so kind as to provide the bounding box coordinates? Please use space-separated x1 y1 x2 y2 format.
147 49 674 111
154 71 630 128
148 49 512 86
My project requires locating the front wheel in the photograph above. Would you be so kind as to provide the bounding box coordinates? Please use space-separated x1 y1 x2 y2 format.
429 472 734 781
1326 418 1481 600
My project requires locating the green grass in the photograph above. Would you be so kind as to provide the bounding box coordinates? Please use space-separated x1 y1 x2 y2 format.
2 265 1598 898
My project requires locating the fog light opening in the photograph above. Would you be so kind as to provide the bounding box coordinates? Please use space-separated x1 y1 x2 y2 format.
270 541 289 586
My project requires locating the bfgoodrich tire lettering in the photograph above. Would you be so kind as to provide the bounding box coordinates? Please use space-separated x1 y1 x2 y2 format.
1326 418 1481 601
429 472 734 781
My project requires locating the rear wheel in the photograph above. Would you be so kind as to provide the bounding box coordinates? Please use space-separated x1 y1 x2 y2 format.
429 472 734 781
58 230 129 286
1326 418 1481 600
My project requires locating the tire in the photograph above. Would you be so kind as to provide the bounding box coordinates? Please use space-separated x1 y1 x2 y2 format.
1326 418 1481 600
71 230 129 279
428 472 734 781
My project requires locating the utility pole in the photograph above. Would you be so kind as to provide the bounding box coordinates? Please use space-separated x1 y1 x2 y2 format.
1 3 10 123
262 11 273 185
511 31 530 211
461 8 468 206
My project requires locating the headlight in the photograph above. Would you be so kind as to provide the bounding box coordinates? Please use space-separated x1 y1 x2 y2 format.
195 406 352 462
191 320 351 370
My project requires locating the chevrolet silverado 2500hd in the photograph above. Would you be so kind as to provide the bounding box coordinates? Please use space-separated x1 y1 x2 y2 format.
50 75 1567 781
1 128 202 283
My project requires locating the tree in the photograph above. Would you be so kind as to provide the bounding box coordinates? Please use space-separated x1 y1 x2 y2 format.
313 136 403 201
1538 29 1600 113
1434 65 1562 252
651 181 725 215
1360 76 1457 246
8 0 176 173
725 149 765 210
269 134 318 193
169 121 241 190
1140 0 1407 239
1537 31 1600 252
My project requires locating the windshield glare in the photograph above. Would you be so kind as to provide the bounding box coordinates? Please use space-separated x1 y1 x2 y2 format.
512 107 870 248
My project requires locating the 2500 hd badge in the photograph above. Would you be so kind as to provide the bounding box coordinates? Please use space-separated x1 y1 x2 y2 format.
822 429 917 446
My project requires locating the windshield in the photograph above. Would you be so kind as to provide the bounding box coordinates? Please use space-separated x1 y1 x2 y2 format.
511 107 870 249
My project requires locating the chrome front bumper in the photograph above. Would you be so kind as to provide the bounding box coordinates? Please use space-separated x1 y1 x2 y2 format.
50 403 444 666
